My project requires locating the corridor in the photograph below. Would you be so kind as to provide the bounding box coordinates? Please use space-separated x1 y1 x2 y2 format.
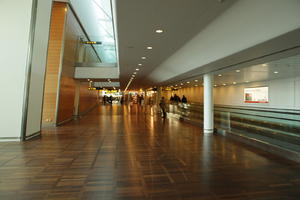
0 105 300 200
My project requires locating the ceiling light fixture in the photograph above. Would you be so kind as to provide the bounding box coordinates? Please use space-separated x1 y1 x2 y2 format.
136 68 140 71
233 82 237 84
236 70 240 72
214 85 217 87
133 72 137 74
194 80 198 82
245 81 249 83
138 63 142 66
147 46 153 50
155 29 163 33
218 74 222 77
223 83 226 86
180 83 184 85
194 85 198 87
187 81 190 84
262 64 267 67
141 57 146 59
274 71 279 74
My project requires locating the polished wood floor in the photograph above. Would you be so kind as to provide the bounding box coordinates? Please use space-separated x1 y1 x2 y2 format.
1 105 300 200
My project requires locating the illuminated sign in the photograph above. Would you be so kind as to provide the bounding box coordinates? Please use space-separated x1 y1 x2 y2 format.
244 86 269 103
82 41 102 45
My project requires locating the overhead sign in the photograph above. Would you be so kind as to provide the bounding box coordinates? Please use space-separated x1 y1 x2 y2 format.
244 86 269 103
82 41 102 45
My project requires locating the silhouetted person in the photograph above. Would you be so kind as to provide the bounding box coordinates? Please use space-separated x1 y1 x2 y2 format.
170 95 174 103
159 97 167 118
182 95 187 103
174 94 181 103
103 95 107 104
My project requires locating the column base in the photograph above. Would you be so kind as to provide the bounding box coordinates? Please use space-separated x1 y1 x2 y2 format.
204 129 214 135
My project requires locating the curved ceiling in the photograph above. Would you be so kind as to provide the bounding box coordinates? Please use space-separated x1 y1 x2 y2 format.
115 0 237 89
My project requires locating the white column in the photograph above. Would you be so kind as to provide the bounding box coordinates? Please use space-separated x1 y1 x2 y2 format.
0 0 52 141
203 73 214 134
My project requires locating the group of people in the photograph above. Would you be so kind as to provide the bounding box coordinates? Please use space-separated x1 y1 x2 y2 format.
159 94 188 118
170 94 188 103
103 95 114 104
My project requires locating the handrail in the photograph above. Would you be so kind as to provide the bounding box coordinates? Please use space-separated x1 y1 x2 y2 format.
168 103 300 123
179 102 300 115
67 3 102 62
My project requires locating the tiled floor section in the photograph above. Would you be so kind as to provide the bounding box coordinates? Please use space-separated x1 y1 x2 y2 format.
0 105 300 200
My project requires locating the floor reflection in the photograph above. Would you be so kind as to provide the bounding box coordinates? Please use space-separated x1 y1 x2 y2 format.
0 104 299 199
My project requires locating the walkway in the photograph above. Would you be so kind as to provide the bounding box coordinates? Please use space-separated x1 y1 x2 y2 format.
0 105 300 200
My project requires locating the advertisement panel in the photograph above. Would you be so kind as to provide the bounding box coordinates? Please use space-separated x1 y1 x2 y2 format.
244 87 269 103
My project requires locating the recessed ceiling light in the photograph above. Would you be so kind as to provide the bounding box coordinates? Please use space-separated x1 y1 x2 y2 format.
138 63 142 66
133 72 137 74
218 74 222 77
262 64 267 67
136 68 140 71
214 85 217 87
175 84 178 86
194 80 198 82
147 46 153 50
194 85 198 87
223 83 226 86
132 75 135 77
245 81 249 83
233 82 237 84
236 70 240 72
274 71 279 74
141 57 146 59
180 83 184 85
87 79 90 81
187 81 190 84
155 29 163 33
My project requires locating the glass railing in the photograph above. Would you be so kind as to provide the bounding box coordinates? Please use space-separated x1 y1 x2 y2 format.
167 102 300 152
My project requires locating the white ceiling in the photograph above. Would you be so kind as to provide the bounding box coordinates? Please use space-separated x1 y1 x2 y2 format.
164 52 300 89
115 0 237 89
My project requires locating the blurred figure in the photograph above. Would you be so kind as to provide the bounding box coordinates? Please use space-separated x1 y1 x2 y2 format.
141 95 144 105
170 95 174 103
174 94 181 103
182 95 187 103
109 95 113 104
159 97 167 118
103 95 107 104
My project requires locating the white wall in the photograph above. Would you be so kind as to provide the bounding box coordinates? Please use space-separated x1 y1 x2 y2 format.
0 0 34 140
26 0 53 137
214 76 300 110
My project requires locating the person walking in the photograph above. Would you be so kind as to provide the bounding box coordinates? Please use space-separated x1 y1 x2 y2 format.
182 95 187 104
159 97 167 118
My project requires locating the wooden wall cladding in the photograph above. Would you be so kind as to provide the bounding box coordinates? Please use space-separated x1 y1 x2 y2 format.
79 82 98 115
42 2 67 125
56 7 99 124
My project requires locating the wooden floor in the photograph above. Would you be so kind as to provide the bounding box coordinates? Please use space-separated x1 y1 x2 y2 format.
1 105 300 200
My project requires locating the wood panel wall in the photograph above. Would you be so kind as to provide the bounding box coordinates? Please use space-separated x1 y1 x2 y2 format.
42 3 99 126
42 2 67 125
56 6 99 124
79 82 99 115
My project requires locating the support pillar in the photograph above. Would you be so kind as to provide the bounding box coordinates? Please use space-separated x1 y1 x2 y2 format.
203 73 214 134
156 87 162 106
